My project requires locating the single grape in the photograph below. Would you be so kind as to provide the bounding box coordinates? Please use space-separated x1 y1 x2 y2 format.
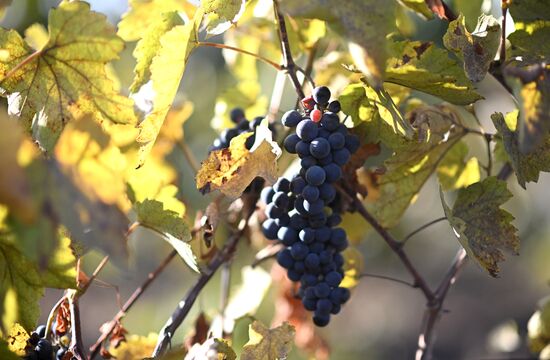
313 312 331 327
320 112 339 131
316 298 333 314
325 271 343 287
230 108 245 123
328 132 345 150
304 287 316 299
305 253 321 270
304 199 324 215
291 176 306 193
300 156 317 169
334 253 345 268
303 297 317 311
288 269 301 281
296 120 319 142
314 282 331 298
289 213 308 230
35 325 46 338
281 110 302 127
309 137 331 159
35 339 53 360
315 227 331 243
295 141 311 157
299 228 316 243
302 185 320 202
312 86 331 105
275 214 290 227
327 100 341 113
305 166 326 186
272 191 289 208
310 109 322 123
277 249 294 269
330 303 341 315
260 187 274 204
301 273 318 287
301 95 315 110
318 154 333 166
333 148 351 166
308 212 327 228
293 261 306 274
290 242 309 260
294 196 308 216
345 133 360 153
283 134 300 153
310 242 325 254
265 203 283 219
319 250 333 264
245 135 255 150
273 178 291 193
278 227 298 246
327 213 342 227
262 219 279 240
319 183 336 203
323 163 342 183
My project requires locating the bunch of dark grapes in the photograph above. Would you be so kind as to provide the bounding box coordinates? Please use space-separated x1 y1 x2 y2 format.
261 86 360 327
22 324 68 360
209 108 275 152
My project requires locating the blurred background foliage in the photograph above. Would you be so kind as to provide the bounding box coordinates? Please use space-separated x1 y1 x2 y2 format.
2 0 550 359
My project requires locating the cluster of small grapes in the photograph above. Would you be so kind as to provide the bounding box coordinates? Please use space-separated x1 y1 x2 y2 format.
261 86 360 327
209 108 274 152
22 324 68 360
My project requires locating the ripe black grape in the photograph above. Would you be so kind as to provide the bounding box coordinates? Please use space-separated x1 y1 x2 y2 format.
260 86 360 327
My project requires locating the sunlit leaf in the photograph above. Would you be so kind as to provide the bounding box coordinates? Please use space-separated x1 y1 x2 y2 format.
280 0 394 88
202 0 246 36
196 122 281 198
118 0 196 42
0 1 137 152
443 14 501 82
441 177 519 277
399 0 433 19
5 323 28 356
492 111 550 188
130 11 185 93
136 10 202 167
109 333 158 360
386 39 483 105
23 23 48 51
241 321 295 360
185 338 236 360
340 247 364 289
437 141 481 190
508 0 550 62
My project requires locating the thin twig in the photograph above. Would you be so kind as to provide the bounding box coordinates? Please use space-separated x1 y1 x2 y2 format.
88 250 178 360
198 42 282 71
152 209 255 357
500 2 508 64
401 217 447 247
337 183 435 301
416 248 468 360
359 273 416 288
485 134 493 177
0 50 42 84
79 256 110 296
176 139 200 175
251 243 284 268
273 0 305 100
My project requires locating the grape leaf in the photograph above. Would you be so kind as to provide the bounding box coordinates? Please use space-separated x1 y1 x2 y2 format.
437 141 481 190
386 39 483 105
508 0 550 23
134 199 197 272
0 1 137 152
280 0 394 88
196 122 281 198
202 0 246 36
241 321 295 360
211 266 271 334
117 0 197 42
441 177 519 277
0 341 19 360
340 247 364 289
135 10 202 167
508 0 550 62
443 14 501 82
5 323 28 356
109 333 159 360
130 12 184 93
399 0 434 19
185 338 236 360
492 111 550 188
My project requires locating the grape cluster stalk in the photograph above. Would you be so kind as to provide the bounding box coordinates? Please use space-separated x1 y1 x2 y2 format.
261 86 360 326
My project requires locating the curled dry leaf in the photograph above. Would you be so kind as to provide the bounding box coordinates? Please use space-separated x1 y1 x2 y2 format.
184 312 211 351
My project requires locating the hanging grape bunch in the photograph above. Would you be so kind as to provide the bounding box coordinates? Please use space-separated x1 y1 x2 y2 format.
22 324 69 360
261 86 360 327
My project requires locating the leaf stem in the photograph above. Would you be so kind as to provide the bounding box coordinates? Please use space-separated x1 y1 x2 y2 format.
0 50 42 84
359 273 416 288
401 217 448 247
197 42 282 71
88 250 178 360
176 139 200 175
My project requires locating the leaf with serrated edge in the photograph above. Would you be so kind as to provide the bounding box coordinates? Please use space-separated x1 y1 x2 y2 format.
399 0 434 19
6 323 28 356
241 321 295 360
202 0 246 36
280 0 393 88
492 111 550 188
440 177 519 277
386 39 483 105
443 14 501 82
196 120 281 198
117 0 196 42
0 1 137 152
135 199 197 272
136 10 202 167
437 141 481 190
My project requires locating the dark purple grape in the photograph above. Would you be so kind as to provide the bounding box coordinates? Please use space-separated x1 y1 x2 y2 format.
262 219 279 240
305 166 326 186
333 148 351 166
313 313 331 327
283 134 300 153
282 110 302 127
328 100 341 113
320 112 339 131
278 227 298 246
297 120 319 141
230 108 245 123
323 164 342 183
310 137 331 159
312 86 331 106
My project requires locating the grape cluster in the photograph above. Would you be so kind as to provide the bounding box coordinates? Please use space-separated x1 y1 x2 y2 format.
261 86 359 327
209 108 275 152
22 324 68 360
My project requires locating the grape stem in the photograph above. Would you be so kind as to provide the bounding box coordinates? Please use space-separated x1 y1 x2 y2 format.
151 207 256 357
176 139 200 175
273 0 306 100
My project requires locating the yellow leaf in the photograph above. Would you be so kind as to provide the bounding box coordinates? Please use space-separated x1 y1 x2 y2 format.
110 333 158 360
6 323 28 356
340 247 364 289
241 321 295 360
196 123 280 198
0 1 137 152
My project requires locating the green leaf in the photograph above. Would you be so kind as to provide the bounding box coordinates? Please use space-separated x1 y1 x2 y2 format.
399 0 434 19
136 10 202 167
386 39 483 105
117 0 196 42
280 0 394 87
440 177 519 277
437 141 481 190
509 0 550 23
241 321 295 360
443 14 501 82
130 11 185 93
134 199 197 272
508 0 550 62
0 240 43 331
0 1 137 152
202 0 246 36
492 111 550 188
